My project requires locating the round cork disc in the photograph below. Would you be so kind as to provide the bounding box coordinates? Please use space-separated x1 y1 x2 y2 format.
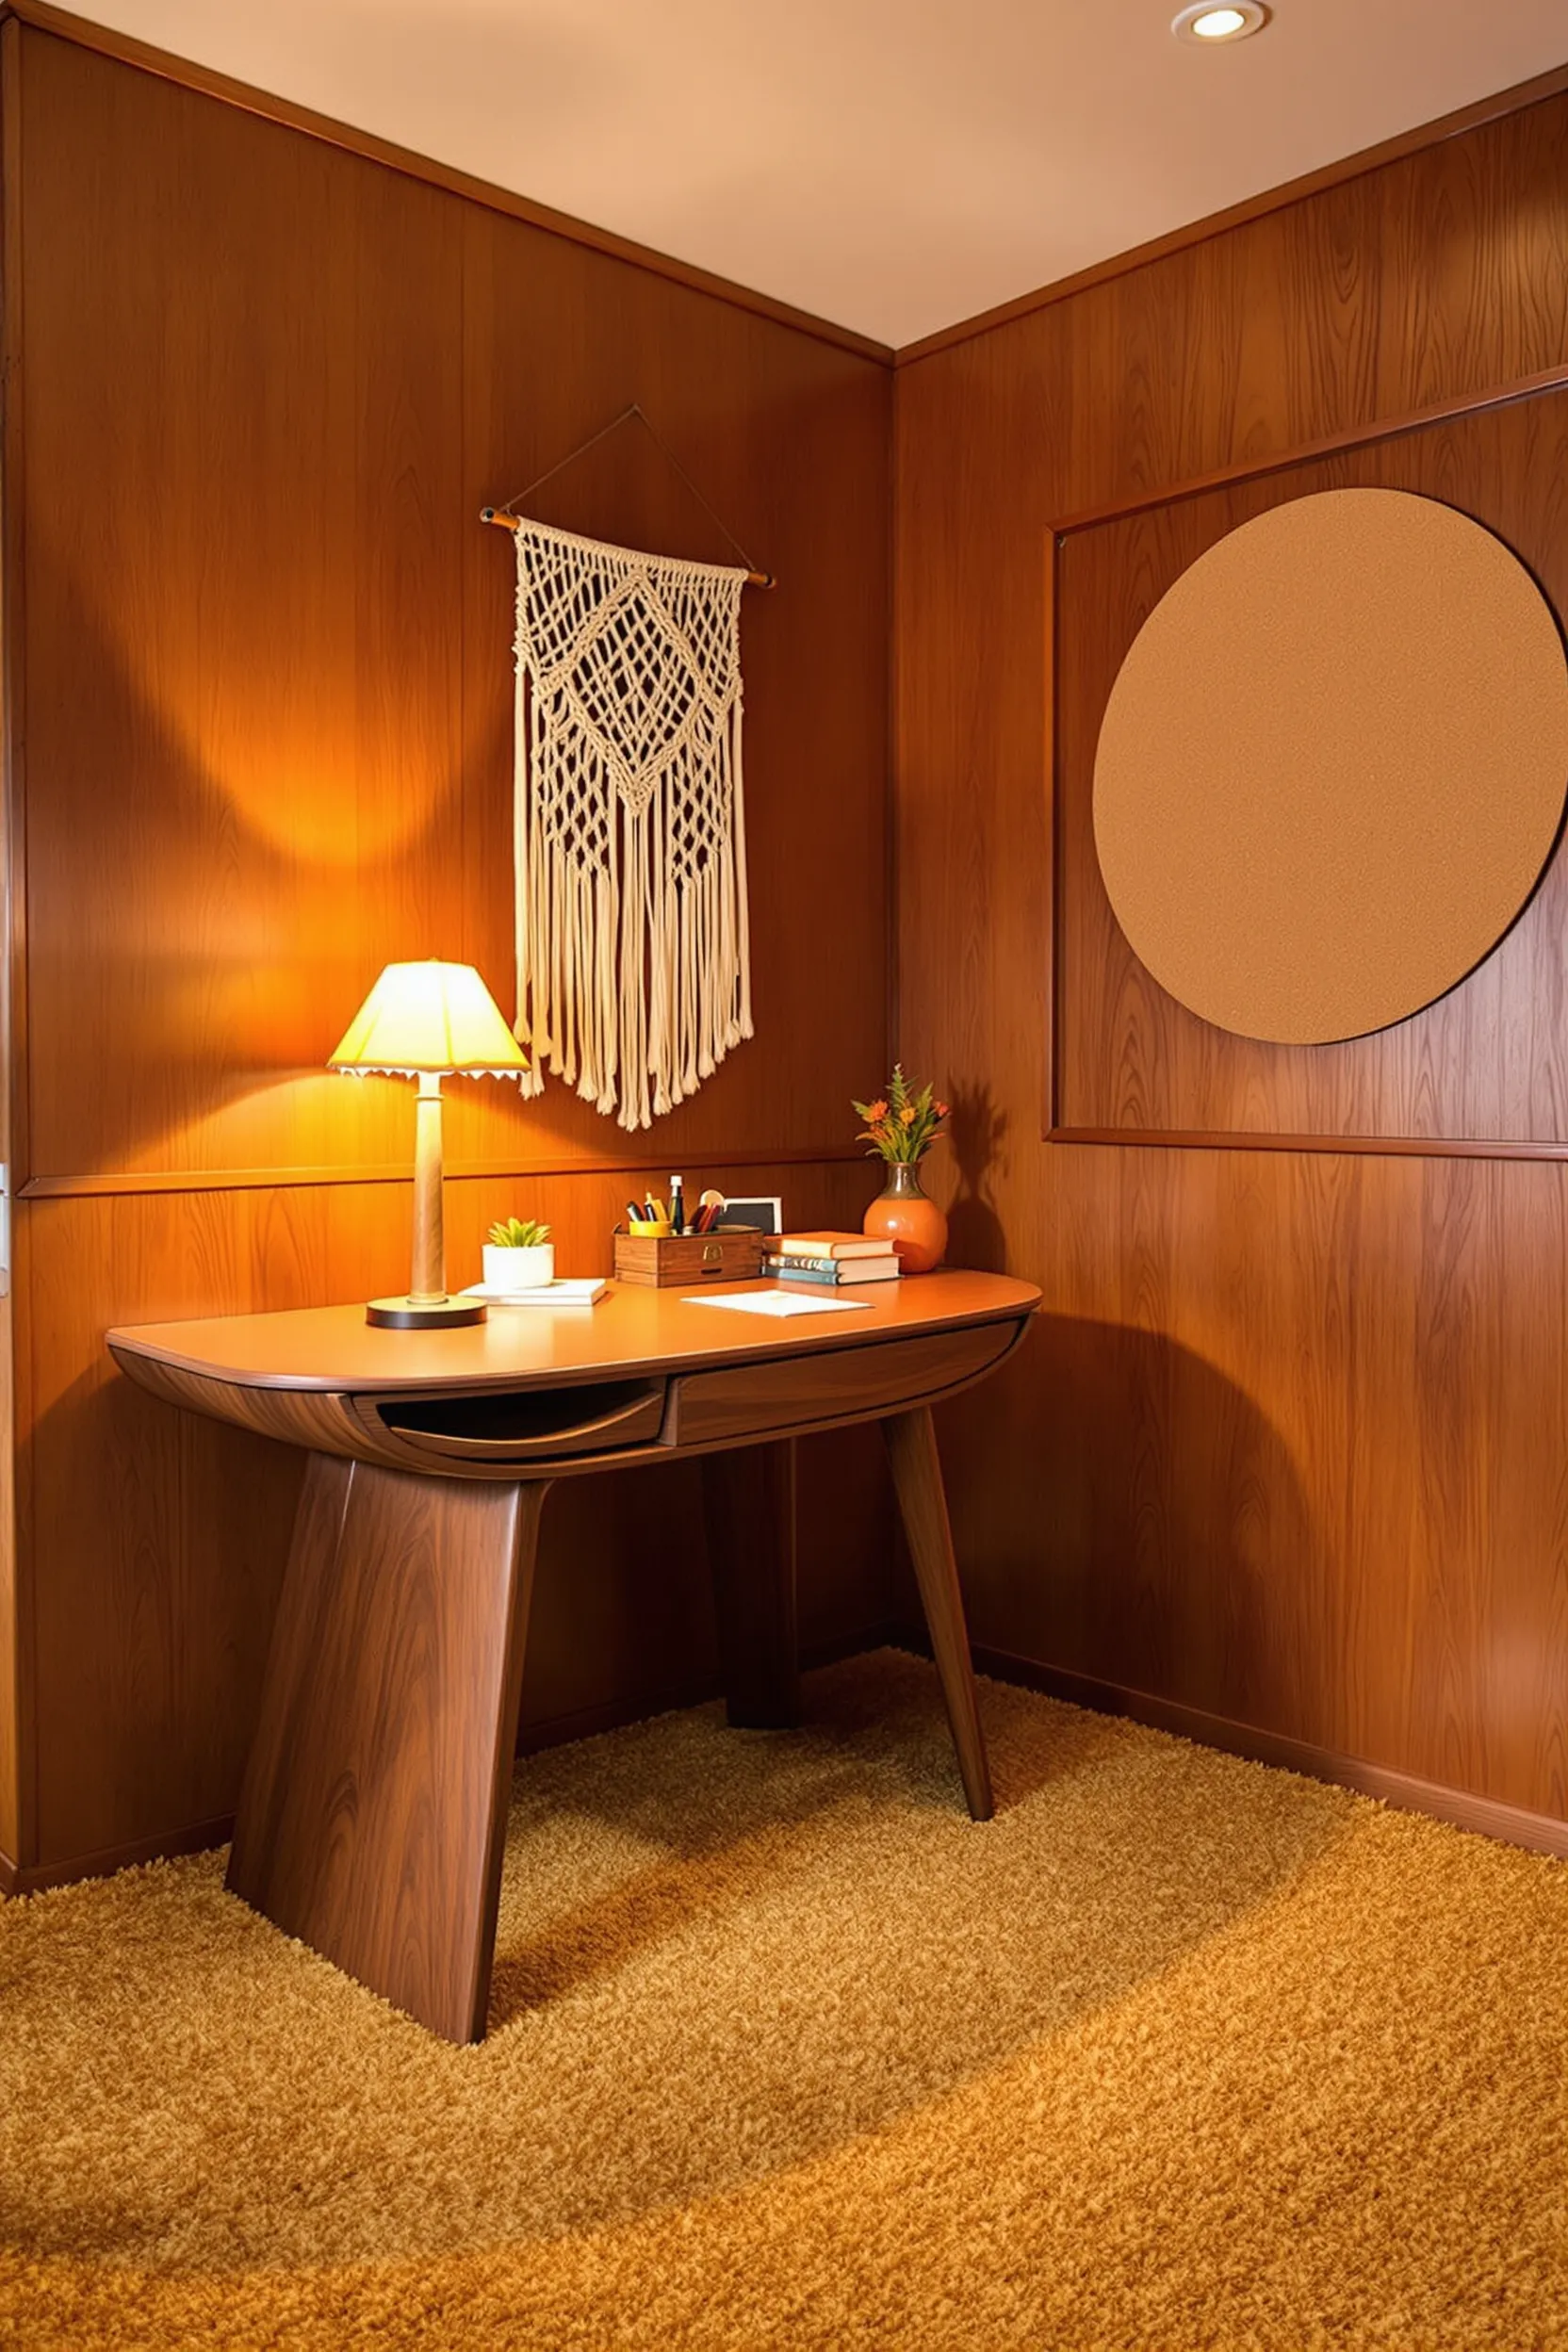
1091 488 1568 1044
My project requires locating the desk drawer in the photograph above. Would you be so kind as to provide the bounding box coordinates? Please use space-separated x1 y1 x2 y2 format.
671 1322 1018 1447
363 1378 666 1466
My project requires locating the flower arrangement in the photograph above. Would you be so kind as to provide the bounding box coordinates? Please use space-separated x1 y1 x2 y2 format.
486 1216 551 1250
853 1065 950 1167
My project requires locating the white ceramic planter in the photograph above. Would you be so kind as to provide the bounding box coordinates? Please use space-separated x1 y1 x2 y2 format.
482 1242 555 1292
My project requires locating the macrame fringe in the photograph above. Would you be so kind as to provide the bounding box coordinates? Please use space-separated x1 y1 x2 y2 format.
510 520 752 1134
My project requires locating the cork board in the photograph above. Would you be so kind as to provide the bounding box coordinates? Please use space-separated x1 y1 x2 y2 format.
1091 489 1568 1044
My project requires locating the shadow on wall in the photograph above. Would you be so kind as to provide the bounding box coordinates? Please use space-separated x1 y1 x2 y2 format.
941 1081 1008 1272
937 1313 1317 1746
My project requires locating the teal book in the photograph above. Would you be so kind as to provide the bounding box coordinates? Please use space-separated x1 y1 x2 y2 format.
763 1254 900 1284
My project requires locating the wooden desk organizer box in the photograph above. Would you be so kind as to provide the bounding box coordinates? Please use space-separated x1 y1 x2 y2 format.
612 1225 765 1287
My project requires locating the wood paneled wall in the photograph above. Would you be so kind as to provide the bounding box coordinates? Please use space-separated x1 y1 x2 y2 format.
8 5 1566 1885
0 20 894 1881
894 91 1568 1829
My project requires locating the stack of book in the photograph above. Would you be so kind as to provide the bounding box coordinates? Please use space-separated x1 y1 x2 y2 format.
763 1233 902 1286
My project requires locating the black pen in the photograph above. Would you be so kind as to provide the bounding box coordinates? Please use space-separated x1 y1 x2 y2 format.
626 1200 644 1225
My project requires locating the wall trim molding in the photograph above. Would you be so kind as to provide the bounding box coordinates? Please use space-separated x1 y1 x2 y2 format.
0 0 892 368
894 63 1568 368
516 1618 904 1760
1 1623 905 1894
965 1642 1568 1862
16 1145 865 1203
3 1813 236 1896
13 1633 1563 1886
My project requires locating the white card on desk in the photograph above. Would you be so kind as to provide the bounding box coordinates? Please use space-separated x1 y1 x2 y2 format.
684 1290 872 1318
461 1280 607 1306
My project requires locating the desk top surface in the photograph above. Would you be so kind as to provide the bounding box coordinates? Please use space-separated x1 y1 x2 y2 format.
108 1270 1041 1395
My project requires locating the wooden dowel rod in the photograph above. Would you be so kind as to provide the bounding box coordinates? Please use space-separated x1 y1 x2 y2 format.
479 506 775 589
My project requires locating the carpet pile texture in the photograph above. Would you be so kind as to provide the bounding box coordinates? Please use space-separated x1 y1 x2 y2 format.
0 1648 1563 2348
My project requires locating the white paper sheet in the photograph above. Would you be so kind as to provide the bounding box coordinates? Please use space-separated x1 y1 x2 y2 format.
460 1281 607 1306
683 1290 873 1318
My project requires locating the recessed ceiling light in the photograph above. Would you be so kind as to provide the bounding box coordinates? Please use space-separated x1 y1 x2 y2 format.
1171 3 1270 43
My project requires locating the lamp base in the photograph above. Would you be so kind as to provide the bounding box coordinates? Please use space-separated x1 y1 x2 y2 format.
366 1296 487 1331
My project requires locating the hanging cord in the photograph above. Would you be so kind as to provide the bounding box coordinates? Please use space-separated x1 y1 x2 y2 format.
481 401 775 588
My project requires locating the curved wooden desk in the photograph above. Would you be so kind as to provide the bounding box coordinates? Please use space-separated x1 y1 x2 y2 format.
108 1271 1039 2041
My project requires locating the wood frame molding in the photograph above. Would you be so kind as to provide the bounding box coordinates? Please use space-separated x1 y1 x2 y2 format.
1046 360 1568 1161
895 62 1568 368
1047 1130 1568 1164
0 0 892 367
965 1642 1568 1862
1050 359 1568 542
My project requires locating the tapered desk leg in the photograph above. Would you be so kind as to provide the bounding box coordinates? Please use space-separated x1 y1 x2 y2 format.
227 1454 549 2043
702 1438 801 1728
882 1406 994 1821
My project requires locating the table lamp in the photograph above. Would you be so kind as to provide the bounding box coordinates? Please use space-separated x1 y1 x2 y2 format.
329 959 529 1329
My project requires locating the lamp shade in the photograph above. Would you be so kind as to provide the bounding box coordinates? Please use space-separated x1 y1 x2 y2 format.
328 961 529 1077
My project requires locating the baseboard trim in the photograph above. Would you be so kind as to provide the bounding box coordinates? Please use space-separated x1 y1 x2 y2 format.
0 1623 907 1895
959 1641 1568 1860
516 1619 906 1756
3 1813 237 1896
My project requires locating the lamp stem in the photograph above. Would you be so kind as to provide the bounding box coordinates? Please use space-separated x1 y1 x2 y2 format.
409 1072 447 1303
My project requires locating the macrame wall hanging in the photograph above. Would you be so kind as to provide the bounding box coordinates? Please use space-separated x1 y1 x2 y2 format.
482 409 772 1134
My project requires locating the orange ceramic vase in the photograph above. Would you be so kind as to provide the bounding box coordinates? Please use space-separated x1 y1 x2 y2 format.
863 1161 948 1273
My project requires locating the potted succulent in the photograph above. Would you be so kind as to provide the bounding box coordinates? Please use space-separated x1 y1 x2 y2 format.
482 1216 554 1293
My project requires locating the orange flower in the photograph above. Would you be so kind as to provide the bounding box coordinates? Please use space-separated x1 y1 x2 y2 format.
865 1099 889 1122
935 1101 950 1120
899 1104 916 1126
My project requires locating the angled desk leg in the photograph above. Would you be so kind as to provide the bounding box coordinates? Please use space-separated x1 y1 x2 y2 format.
883 1405 995 1821
227 1455 549 2043
702 1438 801 1728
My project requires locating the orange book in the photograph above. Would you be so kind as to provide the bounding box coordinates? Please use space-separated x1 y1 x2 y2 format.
774 1231 892 1260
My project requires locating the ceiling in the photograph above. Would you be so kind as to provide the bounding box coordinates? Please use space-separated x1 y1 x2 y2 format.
68 0 1568 349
